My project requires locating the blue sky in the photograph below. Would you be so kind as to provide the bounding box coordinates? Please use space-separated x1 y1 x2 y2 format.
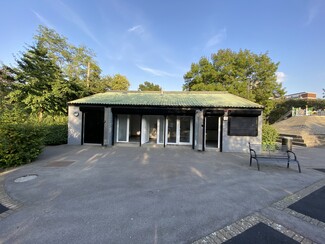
1 0 325 97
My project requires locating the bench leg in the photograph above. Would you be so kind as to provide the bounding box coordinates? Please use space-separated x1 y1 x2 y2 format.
288 160 301 173
250 157 260 171
297 160 301 173
256 158 260 171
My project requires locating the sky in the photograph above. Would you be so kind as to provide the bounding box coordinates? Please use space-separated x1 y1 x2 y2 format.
1 0 325 97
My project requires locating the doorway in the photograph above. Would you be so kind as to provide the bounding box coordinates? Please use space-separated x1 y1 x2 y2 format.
141 115 165 144
83 109 104 144
116 114 141 143
166 116 192 145
205 116 221 149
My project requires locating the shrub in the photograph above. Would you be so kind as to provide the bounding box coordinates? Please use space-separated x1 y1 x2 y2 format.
42 123 68 145
0 123 45 168
262 123 278 148
34 116 68 145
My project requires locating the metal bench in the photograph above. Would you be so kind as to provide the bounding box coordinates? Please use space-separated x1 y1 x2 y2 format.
249 142 301 173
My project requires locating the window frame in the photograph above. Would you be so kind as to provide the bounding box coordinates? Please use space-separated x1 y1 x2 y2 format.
227 116 258 137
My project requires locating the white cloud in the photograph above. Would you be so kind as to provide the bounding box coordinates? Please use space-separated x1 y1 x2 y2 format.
56 1 103 47
306 5 318 25
276 71 286 83
205 28 227 49
137 65 178 77
305 0 324 26
128 25 145 35
32 10 54 29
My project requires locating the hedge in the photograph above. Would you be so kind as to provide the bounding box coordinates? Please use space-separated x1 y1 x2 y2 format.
42 123 68 145
0 123 45 168
262 123 279 149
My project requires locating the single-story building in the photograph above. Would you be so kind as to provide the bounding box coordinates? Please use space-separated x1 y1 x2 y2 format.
68 91 263 152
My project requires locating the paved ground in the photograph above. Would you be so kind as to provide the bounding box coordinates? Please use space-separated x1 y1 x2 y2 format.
0 145 325 243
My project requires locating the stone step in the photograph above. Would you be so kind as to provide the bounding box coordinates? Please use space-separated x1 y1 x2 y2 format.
277 133 325 147
279 134 303 139
277 134 307 147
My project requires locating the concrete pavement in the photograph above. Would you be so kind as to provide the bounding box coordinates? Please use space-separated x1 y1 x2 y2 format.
0 145 324 243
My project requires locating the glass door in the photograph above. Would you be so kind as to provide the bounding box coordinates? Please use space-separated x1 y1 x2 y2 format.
117 114 129 142
179 116 191 143
141 115 150 144
167 116 177 143
157 116 165 144
166 116 192 145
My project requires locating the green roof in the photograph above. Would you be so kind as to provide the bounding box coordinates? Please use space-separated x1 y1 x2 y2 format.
68 91 263 109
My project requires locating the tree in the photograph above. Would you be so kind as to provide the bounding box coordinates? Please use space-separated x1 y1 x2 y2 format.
6 43 80 120
138 81 162 91
108 74 130 91
0 65 15 105
323 88 325 98
183 49 285 116
34 25 101 91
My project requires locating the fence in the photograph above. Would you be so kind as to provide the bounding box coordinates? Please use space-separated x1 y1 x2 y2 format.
292 107 325 116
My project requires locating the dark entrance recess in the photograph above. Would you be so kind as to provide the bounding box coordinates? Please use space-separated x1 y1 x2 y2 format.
205 116 220 149
224 223 298 244
82 108 104 144
288 186 325 223
0 203 9 214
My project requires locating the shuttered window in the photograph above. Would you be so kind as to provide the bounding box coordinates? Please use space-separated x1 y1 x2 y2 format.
228 116 258 136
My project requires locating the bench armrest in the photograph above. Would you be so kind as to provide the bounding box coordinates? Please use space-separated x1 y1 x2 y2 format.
250 148 257 158
287 150 297 161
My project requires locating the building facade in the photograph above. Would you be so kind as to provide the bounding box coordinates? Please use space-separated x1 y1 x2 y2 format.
285 92 317 100
68 91 263 153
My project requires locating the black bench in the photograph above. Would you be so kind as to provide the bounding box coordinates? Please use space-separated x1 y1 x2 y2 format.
249 143 301 173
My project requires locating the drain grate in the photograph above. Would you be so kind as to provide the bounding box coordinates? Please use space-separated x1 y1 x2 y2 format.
0 203 9 214
45 160 75 167
14 174 38 183
224 223 298 244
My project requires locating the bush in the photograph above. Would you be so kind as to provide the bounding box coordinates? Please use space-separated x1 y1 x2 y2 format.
0 123 45 168
262 123 278 148
42 124 68 145
35 116 68 145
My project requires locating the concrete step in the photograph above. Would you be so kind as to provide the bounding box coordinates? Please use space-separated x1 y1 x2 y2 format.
279 134 303 139
277 134 307 147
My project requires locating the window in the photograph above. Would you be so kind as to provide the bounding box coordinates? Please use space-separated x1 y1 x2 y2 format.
228 116 258 136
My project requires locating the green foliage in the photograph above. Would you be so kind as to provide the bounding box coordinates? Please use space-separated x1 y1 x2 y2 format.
138 81 162 91
109 74 130 90
42 124 67 145
268 99 325 124
6 43 81 119
262 123 279 147
323 88 325 98
183 49 285 116
40 116 68 145
0 65 15 105
0 123 45 168
34 25 101 88
92 74 130 92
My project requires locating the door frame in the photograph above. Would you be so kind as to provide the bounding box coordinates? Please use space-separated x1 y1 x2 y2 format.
82 107 105 145
116 114 130 142
203 116 222 151
166 116 193 145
